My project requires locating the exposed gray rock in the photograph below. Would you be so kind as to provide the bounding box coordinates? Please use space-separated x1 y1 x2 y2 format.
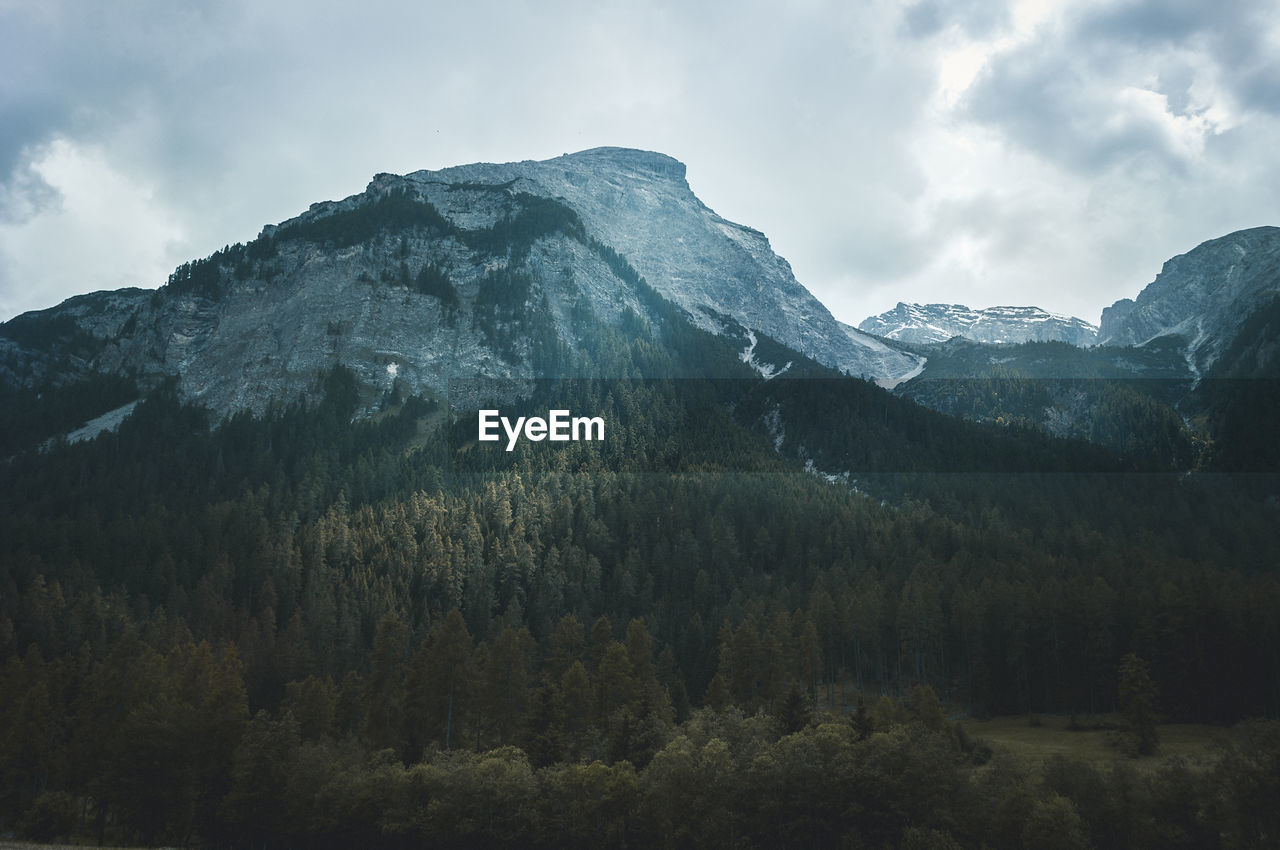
1098 298 1134 337
394 148 921 382
1098 226 1280 376
859 302 1098 346
0 147 923 419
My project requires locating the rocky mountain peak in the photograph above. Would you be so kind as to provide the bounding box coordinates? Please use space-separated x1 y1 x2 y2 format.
858 302 1098 346
1 147 923 420
1099 225 1280 375
559 146 689 181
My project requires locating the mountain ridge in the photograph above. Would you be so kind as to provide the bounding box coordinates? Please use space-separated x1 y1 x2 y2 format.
1099 225 1280 377
858 302 1099 346
2 149 1277 469
0 147 924 423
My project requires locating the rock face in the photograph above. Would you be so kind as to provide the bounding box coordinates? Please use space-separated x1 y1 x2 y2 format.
0 147 922 417
1098 226 1280 375
399 148 921 381
859 302 1099 346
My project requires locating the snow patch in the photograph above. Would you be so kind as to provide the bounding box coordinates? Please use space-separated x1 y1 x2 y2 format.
804 458 850 484
763 406 785 451
1183 318 1209 385
740 330 792 380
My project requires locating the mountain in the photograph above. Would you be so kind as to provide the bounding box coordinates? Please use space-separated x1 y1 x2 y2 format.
2 146 1275 478
3 152 1280 850
404 149 922 381
859 302 1099 346
872 228 1280 470
0 147 922 426
1099 226 1280 378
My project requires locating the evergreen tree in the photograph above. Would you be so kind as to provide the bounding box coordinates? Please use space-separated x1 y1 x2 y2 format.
1117 652 1160 756
777 682 809 735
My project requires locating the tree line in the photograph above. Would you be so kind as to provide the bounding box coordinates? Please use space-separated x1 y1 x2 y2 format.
2 356 1279 844
3 209 1279 845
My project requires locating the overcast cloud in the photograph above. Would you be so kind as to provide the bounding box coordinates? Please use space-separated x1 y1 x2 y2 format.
1 0 1277 326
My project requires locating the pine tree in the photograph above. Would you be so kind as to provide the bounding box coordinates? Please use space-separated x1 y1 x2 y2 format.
364 613 409 751
1118 652 1159 756
777 682 809 735
704 673 731 711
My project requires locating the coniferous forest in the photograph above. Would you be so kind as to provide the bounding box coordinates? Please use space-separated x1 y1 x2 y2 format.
3 339 1280 847
1 193 1279 849
11 0 1280 840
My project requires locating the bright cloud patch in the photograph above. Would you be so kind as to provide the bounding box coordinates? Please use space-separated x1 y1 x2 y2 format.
0 139 185 318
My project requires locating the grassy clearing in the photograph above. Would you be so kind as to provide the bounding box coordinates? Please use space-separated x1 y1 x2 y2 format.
961 714 1226 771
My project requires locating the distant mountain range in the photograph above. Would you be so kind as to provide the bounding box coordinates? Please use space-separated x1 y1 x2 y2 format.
855 226 1280 377
858 303 1099 346
864 226 1280 466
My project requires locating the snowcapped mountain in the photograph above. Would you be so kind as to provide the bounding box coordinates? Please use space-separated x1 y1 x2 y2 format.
0 148 922 418
1099 226 1280 378
858 302 1099 346
864 227 1280 468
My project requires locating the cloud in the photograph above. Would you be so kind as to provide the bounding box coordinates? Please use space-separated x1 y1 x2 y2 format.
0 0 1276 334
0 0 949 325
961 0 1278 176
0 150 62 225
901 0 1010 40
1080 0 1280 117
0 139 186 320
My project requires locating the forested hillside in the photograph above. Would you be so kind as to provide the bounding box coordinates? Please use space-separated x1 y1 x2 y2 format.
3 337 1278 845
2 160 1278 847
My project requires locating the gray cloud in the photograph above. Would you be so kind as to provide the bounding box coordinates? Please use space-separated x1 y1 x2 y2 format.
0 0 1276 330
1077 0 1270 55
964 0 1280 176
0 153 61 225
967 47 1186 175
1083 0 1280 115
901 0 1010 40
1077 0 1230 44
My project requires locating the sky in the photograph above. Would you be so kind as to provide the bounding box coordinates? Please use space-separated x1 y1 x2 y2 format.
2 0 1278 327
